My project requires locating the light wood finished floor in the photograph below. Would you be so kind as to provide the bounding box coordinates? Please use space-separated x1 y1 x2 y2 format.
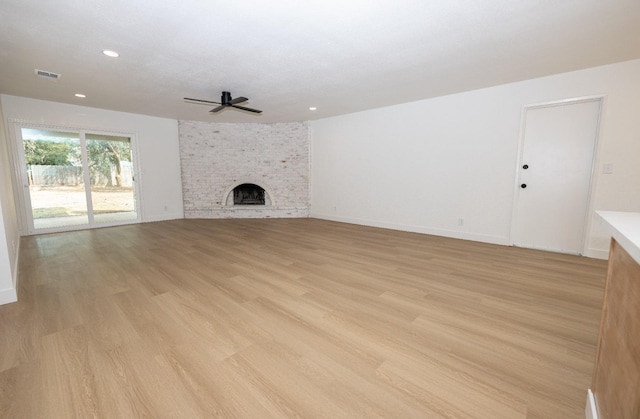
0 219 607 418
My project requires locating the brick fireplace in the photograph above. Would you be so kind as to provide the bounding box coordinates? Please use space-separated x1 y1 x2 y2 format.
179 121 309 218
231 183 266 205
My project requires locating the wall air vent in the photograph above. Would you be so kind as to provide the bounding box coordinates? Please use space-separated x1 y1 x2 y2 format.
34 69 61 81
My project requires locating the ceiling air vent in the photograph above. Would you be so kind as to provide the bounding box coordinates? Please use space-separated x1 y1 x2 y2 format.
34 69 61 81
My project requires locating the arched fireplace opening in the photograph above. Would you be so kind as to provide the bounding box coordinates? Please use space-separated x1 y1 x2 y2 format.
233 183 266 205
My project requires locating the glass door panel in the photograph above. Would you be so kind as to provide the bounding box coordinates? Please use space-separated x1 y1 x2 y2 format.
21 128 89 230
85 133 138 223
86 134 137 224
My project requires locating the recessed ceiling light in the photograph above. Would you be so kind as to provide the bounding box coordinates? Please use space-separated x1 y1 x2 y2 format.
102 50 119 58
309 107 317 111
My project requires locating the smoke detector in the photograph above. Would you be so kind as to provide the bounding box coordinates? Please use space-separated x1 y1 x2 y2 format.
34 69 61 81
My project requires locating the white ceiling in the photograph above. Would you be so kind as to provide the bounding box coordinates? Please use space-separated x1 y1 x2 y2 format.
1 0 639 123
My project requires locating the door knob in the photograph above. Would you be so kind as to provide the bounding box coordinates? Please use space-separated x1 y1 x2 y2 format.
521 184 527 189
522 164 529 169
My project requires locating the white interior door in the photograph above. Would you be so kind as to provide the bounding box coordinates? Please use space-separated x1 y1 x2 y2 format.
512 99 601 254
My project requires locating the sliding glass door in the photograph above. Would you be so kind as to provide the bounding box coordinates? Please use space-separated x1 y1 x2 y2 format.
86 133 137 224
22 128 89 230
19 126 139 234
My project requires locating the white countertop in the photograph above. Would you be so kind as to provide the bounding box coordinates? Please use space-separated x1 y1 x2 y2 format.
597 211 640 265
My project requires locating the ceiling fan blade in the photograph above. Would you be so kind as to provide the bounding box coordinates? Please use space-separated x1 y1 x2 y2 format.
187 93 260 114
228 96 248 105
210 105 227 113
231 104 262 114
184 97 221 105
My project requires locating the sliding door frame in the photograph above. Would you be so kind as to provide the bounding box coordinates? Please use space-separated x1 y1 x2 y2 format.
10 121 143 235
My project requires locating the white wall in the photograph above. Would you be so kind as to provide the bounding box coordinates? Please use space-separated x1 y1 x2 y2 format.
0 94 184 235
0 103 19 304
310 59 640 258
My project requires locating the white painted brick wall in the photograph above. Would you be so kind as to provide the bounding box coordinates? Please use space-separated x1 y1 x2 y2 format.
179 120 310 218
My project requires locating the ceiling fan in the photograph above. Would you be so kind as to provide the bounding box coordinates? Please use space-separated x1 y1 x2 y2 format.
184 91 262 114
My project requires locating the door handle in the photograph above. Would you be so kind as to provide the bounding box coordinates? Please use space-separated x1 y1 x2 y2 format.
521 184 527 189
522 164 529 169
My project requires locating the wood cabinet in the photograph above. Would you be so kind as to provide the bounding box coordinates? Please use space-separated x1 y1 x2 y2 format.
591 212 640 419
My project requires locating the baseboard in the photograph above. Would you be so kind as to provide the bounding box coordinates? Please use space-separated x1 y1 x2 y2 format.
0 286 17 305
1 233 20 305
310 212 509 246
142 213 184 223
586 389 598 419
584 248 609 260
